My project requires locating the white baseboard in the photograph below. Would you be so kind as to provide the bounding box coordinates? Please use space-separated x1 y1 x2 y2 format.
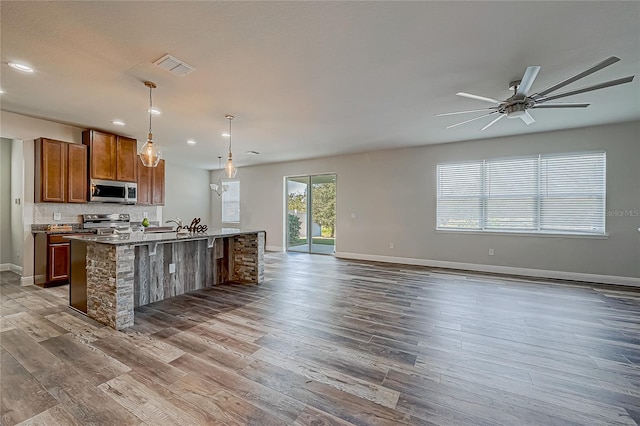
334 252 640 287
20 275 35 286
1 263 22 274
266 245 284 252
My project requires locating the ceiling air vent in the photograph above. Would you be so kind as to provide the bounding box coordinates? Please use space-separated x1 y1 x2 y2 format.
153 54 195 76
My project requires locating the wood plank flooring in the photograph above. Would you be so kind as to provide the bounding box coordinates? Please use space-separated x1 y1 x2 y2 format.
2 252 640 425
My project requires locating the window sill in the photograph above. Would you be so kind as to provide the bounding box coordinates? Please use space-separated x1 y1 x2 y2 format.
435 229 610 239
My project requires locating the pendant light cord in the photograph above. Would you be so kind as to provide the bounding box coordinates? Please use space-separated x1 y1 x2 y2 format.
148 86 153 136
228 116 232 153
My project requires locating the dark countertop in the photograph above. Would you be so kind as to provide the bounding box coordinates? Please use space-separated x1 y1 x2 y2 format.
64 229 265 246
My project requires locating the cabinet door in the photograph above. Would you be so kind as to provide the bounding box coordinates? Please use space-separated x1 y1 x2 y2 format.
84 130 116 180
67 143 88 203
136 155 152 205
116 136 138 182
37 138 67 203
152 159 165 205
48 243 70 281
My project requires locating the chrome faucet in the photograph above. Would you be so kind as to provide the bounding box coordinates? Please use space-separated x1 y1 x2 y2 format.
165 217 183 229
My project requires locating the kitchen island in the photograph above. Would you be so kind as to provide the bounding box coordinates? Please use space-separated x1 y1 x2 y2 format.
66 229 265 330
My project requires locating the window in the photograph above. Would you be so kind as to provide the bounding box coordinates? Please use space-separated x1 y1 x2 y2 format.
437 151 606 235
222 181 240 223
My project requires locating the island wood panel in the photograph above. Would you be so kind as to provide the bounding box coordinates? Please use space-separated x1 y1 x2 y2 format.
134 239 226 308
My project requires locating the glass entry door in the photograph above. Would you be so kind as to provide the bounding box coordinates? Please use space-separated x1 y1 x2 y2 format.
286 174 336 254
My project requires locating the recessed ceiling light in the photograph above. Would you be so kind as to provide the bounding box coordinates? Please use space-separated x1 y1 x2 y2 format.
8 62 34 73
221 132 230 138
148 108 161 115
186 139 196 145
245 150 260 155
111 120 125 126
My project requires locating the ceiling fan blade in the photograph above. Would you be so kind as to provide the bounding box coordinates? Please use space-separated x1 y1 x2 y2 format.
520 111 535 125
480 114 505 131
532 103 590 108
436 107 498 117
536 76 634 103
456 92 504 104
445 111 498 129
532 56 621 98
515 66 541 99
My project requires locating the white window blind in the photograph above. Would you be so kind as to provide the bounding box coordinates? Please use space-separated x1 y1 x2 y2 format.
540 152 606 234
222 181 240 223
437 151 606 235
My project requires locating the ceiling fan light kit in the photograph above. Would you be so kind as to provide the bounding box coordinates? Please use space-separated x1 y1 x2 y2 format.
438 56 635 131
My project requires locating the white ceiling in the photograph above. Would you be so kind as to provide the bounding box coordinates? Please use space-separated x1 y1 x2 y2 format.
1 1 639 169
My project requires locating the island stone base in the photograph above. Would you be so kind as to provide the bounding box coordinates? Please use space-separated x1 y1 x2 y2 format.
86 244 135 329
79 231 265 330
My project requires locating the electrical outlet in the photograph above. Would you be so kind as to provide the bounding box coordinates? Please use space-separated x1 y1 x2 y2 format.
169 263 176 273
53 213 61 221
389 242 394 249
143 212 148 219
489 248 494 256
351 213 356 219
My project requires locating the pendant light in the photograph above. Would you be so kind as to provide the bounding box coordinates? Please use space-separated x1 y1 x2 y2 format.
140 81 161 167
224 114 237 178
210 156 229 196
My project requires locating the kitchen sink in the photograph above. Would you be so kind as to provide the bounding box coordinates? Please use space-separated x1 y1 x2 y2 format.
144 226 175 233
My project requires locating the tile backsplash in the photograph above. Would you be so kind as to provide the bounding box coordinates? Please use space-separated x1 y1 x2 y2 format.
34 203 161 225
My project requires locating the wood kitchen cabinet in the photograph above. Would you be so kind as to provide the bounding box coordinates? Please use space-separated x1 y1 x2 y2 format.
48 235 70 283
35 138 87 203
36 233 93 287
136 156 165 205
67 143 88 203
83 130 137 182
116 136 138 182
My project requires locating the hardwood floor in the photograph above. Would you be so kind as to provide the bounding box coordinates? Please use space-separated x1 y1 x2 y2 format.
2 252 640 425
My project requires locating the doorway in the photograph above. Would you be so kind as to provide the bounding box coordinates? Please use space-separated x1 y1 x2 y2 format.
286 174 336 254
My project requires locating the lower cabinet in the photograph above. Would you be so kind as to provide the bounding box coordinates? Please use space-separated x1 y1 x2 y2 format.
36 233 92 287
48 239 70 282
46 235 70 284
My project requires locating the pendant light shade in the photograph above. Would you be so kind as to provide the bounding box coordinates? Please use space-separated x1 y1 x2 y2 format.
210 156 229 196
140 81 161 167
224 114 237 178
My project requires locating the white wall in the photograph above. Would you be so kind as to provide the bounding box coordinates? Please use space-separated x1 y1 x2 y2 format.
212 121 640 284
0 139 12 265
163 161 211 228
11 139 24 268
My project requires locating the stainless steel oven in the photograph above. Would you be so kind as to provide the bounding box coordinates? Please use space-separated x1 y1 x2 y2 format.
89 179 137 204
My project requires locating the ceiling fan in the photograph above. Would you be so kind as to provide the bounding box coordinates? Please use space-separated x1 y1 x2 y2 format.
437 56 635 131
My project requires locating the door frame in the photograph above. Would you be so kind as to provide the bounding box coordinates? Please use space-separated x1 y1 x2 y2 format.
284 173 337 254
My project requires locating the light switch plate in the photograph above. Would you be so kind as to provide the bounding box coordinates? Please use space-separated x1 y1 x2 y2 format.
53 213 62 221
169 263 176 274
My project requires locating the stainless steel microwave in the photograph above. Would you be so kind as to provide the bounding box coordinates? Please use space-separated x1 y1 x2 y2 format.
90 179 137 204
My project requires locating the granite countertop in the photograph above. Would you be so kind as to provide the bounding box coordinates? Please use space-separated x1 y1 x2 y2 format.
64 229 264 246
32 228 96 235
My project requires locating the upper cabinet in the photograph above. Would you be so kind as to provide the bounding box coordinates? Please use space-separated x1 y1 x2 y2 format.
116 136 138 182
82 130 137 182
136 156 165 206
67 143 88 203
35 138 87 203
